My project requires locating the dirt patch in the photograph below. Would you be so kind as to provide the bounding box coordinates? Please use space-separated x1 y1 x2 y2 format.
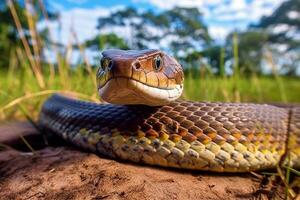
0 122 288 200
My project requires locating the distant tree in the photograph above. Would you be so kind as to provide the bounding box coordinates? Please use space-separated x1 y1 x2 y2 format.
253 0 300 51
85 33 129 50
96 7 210 56
201 45 226 76
164 7 211 56
225 31 269 75
252 0 300 75
182 45 226 76
97 7 144 48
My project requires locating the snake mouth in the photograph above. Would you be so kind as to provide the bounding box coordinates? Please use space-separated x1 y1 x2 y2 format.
98 77 183 106
98 75 178 91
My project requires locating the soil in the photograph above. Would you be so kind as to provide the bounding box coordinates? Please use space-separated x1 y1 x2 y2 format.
0 122 292 200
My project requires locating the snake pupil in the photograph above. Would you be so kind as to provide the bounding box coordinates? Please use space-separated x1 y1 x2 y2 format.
154 55 162 71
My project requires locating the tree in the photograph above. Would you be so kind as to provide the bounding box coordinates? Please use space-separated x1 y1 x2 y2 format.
96 7 210 57
252 0 300 75
181 45 226 76
85 33 129 50
97 7 143 48
253 0 300 51
164 7 211 56
225 31 269 75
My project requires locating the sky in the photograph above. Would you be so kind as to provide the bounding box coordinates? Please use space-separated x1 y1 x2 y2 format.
44 0 286 46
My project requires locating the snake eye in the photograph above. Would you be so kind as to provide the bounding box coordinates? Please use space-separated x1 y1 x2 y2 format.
153 55 162 71
100 57 113 71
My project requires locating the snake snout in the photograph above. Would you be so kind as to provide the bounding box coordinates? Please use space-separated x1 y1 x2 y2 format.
97 57 133 88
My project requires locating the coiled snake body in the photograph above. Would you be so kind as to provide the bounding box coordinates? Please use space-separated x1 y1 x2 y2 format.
39 49 300 172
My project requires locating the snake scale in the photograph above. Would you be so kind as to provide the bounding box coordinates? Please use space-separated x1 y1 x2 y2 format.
39 49 300 172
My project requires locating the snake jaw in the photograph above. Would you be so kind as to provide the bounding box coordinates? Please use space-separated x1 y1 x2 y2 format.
98 77 183 106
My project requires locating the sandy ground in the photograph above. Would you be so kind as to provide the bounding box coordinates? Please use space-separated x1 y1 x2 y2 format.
0 122 291 200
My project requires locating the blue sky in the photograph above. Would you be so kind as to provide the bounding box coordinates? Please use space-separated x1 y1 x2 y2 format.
50 0 152 10
45 0 285 45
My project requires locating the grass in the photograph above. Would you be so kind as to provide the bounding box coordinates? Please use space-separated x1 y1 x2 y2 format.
0 67 99 120
1 67 300 121
184 75 300 103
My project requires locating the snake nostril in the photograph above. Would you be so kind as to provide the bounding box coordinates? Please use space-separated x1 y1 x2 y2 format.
133 62 141 70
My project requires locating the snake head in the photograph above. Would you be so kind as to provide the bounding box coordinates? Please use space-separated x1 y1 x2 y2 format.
97 49 184 106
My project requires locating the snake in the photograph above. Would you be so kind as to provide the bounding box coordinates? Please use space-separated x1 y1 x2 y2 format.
39 49 300 172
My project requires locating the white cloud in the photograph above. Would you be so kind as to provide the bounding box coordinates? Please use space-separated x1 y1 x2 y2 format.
39 6 124 45
208 26 231 41
272 24 290 34
38 5 125 64
210 0 285 22
134 0 286 40
230 0 247 10
288 11 300 19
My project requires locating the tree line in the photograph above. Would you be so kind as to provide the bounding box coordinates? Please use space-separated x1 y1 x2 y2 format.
88 0 300 76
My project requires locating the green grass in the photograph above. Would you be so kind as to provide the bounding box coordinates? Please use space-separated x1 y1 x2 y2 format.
183 75 300 103
1 66 300 121
0 67 98 120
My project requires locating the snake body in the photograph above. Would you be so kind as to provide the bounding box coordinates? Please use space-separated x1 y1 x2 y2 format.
39 49 300 172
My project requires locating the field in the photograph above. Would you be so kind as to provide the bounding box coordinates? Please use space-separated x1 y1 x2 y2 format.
1 65 300 121
1 0 299 121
